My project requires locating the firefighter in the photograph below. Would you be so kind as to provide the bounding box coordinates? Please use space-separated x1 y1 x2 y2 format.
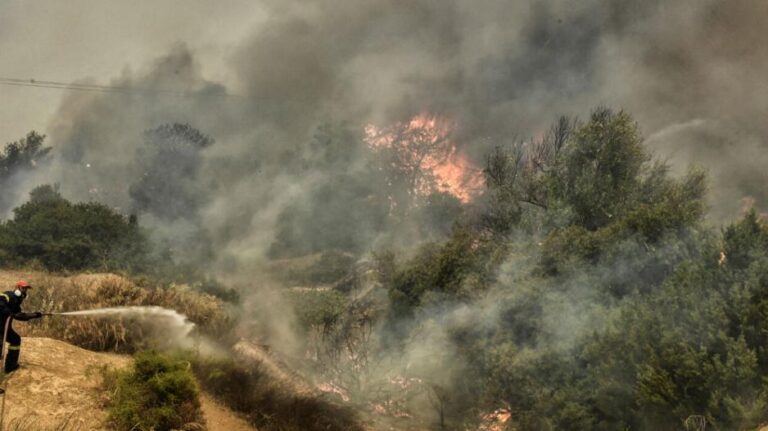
0 280 43 373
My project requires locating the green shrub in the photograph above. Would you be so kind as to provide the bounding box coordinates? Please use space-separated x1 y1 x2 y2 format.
0 185 149 272
286 288 347 329
103 351 204 431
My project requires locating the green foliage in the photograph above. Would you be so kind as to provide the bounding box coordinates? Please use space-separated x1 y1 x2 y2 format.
287 288 348 329
721 210 768 270
382 109 765 430
458 212 768 431
576 236 768 430
0 185 149 271
0 131 52 212
103 351 203 431
0 131 51 181
389 226 497 313
534 112 706 278
551 108 647 230
482 109 705 242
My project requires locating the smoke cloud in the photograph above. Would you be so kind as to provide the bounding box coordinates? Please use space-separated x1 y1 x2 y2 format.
13 1 760 258
3 1 766 425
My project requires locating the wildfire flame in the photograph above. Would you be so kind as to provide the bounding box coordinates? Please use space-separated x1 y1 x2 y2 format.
365 113 483 203
478 408 512 431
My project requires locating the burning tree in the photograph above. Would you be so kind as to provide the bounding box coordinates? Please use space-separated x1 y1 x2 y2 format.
365 113 482 213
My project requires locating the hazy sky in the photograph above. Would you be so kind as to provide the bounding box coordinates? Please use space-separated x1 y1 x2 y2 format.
0 0 264 138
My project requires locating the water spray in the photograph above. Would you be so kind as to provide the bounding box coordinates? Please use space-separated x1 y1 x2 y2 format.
43 306 196 338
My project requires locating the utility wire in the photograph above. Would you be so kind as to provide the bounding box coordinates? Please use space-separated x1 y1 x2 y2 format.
0 76 245 99
0 80 125 95
1 76 133 91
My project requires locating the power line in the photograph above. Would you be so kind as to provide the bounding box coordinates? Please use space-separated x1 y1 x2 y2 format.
0 79 125 95
0 76 245 99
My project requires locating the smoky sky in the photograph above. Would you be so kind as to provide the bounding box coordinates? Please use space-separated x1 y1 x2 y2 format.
3 0 768 268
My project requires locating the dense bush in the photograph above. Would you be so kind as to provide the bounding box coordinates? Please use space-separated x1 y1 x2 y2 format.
380 109 768 429
102 351 204 431
0 185 149 272
287 288 348 329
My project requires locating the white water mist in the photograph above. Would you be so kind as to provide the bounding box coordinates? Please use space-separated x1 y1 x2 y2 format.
58 306 196 343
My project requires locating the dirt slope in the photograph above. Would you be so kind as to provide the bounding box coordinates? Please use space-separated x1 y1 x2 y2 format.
0 337 255 431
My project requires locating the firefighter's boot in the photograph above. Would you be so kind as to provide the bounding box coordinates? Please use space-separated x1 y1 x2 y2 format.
4 346 20 373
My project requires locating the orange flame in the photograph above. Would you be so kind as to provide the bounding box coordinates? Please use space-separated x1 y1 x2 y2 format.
365 113 483 203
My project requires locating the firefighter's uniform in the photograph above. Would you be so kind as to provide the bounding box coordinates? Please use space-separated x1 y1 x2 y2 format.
0 288 42 373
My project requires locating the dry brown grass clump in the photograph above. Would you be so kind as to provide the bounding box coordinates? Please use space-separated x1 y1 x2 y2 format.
15 272 234 353
4 417 82 431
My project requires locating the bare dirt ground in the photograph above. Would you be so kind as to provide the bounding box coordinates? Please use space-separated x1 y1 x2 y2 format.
200 394 255 431
0 337 255 431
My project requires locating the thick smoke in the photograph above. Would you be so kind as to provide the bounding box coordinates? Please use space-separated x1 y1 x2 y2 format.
3 3 763 419
4 0 755 358
27 1 766 262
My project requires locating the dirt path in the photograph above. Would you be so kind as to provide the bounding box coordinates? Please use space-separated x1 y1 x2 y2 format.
2 337 128 430
0 337 256 431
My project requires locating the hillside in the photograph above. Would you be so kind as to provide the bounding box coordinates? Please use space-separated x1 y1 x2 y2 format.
0 337 255 431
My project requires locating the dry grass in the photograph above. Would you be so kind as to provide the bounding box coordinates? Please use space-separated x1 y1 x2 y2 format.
14 272 234 353
3 271 365 430
4 416 82 431
194 355 364 431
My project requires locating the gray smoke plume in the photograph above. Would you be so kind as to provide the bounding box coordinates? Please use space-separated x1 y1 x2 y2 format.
5 0 762 380
29 1 766 260
2 1 765 426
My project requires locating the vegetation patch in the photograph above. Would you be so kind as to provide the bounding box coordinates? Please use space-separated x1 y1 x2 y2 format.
193 355 364 431
20 273 234 353
102 351 204 431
